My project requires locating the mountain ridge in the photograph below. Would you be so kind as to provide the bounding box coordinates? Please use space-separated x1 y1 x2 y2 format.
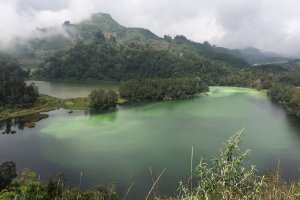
3 12 294 69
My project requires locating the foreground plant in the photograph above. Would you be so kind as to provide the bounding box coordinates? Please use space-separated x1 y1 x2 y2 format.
177 130 265 200
0 168 117 200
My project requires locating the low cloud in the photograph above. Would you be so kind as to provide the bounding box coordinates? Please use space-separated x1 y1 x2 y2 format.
0 0 299 56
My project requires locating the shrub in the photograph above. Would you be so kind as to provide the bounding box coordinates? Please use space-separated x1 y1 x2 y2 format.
89 89 118 111
177 130 265 200
0 162 17 191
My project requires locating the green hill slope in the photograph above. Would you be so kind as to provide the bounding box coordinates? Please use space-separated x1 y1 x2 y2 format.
6 12 249 69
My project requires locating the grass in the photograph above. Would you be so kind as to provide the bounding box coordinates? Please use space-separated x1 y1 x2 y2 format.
0 94 63 121
63 97 90 110
0 94 128 121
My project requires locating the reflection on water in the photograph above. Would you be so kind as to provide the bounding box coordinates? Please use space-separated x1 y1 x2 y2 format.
1 86 300 197
89 111 118 122
25 80 119 99
0 118 25 134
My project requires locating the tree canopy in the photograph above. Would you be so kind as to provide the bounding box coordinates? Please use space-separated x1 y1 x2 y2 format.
89 89 118 111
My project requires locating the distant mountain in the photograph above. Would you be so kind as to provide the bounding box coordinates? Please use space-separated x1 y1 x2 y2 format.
5 12 249 68
280 59 300 71
72 13 159 40
239 47 290 65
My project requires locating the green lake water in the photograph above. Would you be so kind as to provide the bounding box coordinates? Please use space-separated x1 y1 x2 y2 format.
1 84 300 197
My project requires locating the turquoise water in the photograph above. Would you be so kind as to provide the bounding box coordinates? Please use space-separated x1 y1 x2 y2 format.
1 86 300 197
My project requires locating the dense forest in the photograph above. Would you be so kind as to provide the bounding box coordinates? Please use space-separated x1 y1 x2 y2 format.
268 84 300 118
119 77 208 101
0 55 39 108
35 39 232 82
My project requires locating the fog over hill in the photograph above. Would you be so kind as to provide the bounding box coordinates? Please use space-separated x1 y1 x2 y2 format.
0 0 300 57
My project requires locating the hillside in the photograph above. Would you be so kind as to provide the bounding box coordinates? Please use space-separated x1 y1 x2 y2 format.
239 47 289 65
281 59 300 71
5 12 249 69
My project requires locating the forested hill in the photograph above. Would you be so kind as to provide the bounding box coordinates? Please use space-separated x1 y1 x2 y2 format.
8 12 249 69
73 13 159 40
239 47 290 65
35 40 230 82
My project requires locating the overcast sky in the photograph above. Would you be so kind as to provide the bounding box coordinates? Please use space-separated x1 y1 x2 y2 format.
1 0 300 56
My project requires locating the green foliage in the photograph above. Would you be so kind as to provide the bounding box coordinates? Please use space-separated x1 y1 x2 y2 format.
268 84 300 118
119 77 209 102
0 168 117 200
178 130 265 200
89 89 118 111
0 55 39 108
0 54 27 77
36 39 233 82
0 162 17 191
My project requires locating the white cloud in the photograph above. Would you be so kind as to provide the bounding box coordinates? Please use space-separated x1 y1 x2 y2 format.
0 0 299 56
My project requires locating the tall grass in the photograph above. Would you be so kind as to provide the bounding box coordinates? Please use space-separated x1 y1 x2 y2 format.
159 130 300 200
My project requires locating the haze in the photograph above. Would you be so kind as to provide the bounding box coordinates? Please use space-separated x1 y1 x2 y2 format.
1 0 300 57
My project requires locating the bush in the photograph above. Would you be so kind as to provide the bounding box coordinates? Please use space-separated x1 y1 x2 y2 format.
0 168 117 200
89 89 118 111
177 130 265 200
0 162 17 191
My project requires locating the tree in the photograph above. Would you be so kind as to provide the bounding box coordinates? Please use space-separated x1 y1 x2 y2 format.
0 162 17 190
89 89 118 111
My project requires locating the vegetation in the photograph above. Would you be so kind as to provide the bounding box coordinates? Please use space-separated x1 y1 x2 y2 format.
10 13 300 120
9 13 249 69
2 131 300 199
0 167 117 200
0 75 39 108
63 97 90 110
177 130 265 199
268 84 300 118
0 95 62 121
0 90 122 121
34 39 300 90
120 77 209 102
0 162 17 191
0 55 39 108
89 89 118 111
35 40 227 81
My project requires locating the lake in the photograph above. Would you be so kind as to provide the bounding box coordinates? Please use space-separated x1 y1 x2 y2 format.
1 82 300 197
25 80 119 99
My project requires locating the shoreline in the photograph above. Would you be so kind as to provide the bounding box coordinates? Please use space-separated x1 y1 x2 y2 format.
0 94 128 121
0 86 297 122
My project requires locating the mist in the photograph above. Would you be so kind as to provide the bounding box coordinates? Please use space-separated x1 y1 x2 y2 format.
0 0 300 57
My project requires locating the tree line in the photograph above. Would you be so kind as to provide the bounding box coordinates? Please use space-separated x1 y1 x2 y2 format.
268 84 300 118
0 55 39 108
119 77 209 102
